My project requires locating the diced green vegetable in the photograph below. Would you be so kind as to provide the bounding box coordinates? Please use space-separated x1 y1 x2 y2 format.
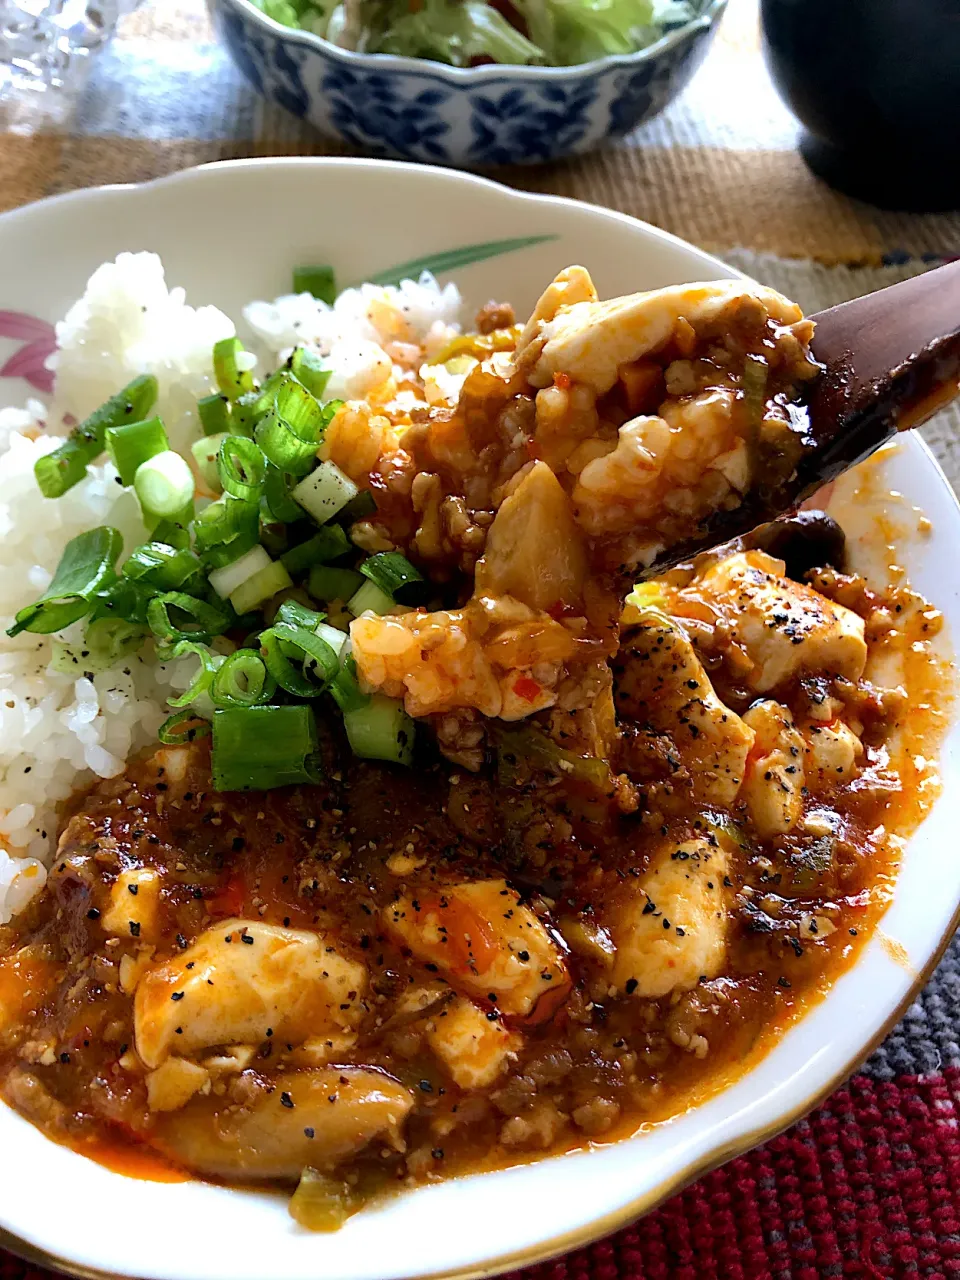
7 527 123 637
198 393 231 436
134 450 195 523
208 544 272 600
228 559 292 616
293 264 337 305
293 461 358 523
496 726 610 790
192 433 228 492
291 346 332 399
344 694 415 765
281 525 350 576
213 336 255 400
104 416 169 487
359 551 425 604
309 565 364 603
212 705 322 791
34 375 158 498
347 579 395 617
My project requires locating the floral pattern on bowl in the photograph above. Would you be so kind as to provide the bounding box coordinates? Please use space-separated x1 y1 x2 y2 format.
210 0 726 167
0 311 56 393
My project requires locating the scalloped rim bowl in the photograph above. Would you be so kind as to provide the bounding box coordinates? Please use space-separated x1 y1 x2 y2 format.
221 0 728 83
1 158 959 1280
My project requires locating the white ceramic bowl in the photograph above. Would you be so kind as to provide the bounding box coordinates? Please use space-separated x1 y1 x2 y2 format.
1 158 958 1280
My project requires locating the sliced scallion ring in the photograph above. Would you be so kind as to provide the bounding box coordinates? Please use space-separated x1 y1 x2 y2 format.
274 599 326 631
146 591 234 646
259 622 339 697
218 434 267 502
213 337 256 400
158 639 222 710
211 648 275 708
264 461 305 523
192 495 260 569
281 525 350 575
159 709 212 746
291 347 331 400
198 393 231 436
134 450 196 523
292 460 358 523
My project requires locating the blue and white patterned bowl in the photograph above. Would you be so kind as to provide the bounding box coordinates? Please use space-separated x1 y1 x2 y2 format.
210 0 726 167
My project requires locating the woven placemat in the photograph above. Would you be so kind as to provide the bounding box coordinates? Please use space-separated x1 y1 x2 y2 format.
1 0 959 1273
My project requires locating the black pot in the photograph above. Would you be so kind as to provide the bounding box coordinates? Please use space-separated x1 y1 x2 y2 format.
760 0 960 213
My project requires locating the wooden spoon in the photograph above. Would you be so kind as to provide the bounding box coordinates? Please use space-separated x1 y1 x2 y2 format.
641 259 960 578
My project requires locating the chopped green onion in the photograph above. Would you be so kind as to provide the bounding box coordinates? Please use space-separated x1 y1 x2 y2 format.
316 621 348 660
212 705 321 791
208 545 272 600
291 347 332 400
359 551 425 604
255 406 320 475
293 264 337 305
198 393 231 436
228 559 292 616
281 525 350 576
50 617 146 675
89 576 154 626
146 591 234 646
347 579 396 617
104 416 169 487
344 694 415 765
159 639 222 710
7 526 122 637
158 709 211 746
229 390 260 439
192 433 228 492
263 462 305 523
293 461 358 523
152 516 193 551
122 541 204 593
192 496 259 569
213 337 255 400
134 450 195 522
211 648 275 708
259 622 339 697
34 375 158 499
329 656 369 713
309 565 364 603
275 599 326 631
218 434 267 502
259 502 289 559
337 489 378 525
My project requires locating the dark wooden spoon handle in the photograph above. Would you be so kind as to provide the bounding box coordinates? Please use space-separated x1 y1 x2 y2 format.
805 259 960 473
638 261 960 580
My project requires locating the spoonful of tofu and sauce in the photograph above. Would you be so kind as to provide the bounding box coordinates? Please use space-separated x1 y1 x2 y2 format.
345 261 960 733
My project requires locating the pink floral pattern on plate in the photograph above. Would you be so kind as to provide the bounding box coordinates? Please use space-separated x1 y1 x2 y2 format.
0 312 56 394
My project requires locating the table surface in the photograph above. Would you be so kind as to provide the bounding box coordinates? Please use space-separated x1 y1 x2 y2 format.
1 2 960 1275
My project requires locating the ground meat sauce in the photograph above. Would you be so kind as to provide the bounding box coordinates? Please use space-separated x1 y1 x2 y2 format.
0 544 948 1218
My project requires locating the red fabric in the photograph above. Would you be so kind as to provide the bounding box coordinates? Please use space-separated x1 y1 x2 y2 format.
3 1070 960 1280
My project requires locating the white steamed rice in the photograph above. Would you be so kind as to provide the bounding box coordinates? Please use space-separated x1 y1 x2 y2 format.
0 252 462 924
